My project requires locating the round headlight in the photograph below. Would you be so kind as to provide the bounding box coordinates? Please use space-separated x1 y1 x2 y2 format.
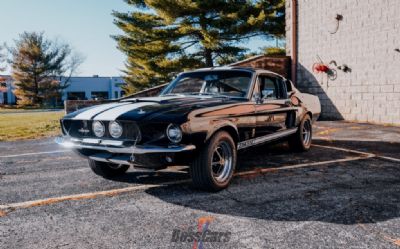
109 121 123 138
166 124 182 143
92 121 105 137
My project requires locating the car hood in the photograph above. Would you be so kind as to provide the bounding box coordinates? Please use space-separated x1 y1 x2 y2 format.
63 96 243 123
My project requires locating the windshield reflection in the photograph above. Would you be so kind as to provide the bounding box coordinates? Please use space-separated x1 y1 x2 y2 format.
161 70 253 98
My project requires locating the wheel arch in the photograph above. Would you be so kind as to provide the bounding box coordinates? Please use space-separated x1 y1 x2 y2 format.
306 111 313 120
296 110 313 126
205 123 239 146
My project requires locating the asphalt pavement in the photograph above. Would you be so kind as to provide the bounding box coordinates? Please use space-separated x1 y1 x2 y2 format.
0 121 399 249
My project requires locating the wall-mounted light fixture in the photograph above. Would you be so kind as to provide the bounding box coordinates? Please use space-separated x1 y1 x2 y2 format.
329 60 351 73
337 64 351 73
329 14 343 34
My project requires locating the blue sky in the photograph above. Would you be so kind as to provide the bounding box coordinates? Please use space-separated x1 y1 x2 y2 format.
0 0 280 76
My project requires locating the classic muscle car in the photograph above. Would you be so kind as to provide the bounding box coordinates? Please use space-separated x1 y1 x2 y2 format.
56 67 320 191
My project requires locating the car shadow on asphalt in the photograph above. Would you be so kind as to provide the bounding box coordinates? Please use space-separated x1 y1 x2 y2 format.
141 140 400 225
107 140 363 185
103 142 299 185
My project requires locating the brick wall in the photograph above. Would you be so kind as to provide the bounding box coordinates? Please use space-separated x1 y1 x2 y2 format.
286 0 400 124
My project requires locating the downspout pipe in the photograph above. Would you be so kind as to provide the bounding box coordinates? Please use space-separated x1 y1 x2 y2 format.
291 0 298 86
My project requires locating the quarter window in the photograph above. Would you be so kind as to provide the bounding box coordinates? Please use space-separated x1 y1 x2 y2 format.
259 76 287 100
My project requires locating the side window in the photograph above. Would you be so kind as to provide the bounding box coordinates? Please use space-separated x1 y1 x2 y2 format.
259 76 288 100
260 77 277 99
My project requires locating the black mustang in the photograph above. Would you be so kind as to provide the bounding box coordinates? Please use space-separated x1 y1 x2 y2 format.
57 67 320 191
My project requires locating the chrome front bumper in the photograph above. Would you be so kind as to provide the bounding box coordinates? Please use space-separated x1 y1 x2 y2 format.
55 136 196 155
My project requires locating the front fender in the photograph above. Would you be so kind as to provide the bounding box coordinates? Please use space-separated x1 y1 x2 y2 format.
205 120 239 143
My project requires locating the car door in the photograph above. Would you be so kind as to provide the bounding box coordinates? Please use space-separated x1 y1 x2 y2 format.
254 74 291 137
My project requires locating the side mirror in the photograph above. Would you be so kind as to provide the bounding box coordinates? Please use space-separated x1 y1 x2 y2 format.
261 89 275 99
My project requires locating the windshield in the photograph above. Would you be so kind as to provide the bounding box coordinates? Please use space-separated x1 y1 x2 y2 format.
160 70 253 98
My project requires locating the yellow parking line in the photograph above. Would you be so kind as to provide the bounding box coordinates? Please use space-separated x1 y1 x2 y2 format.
315 128 341 136
376 155 400 163
0 179 190 213
0 144 386 216
312 144 375 157
0 150 69 158
235 155 374 177
314 144 400 163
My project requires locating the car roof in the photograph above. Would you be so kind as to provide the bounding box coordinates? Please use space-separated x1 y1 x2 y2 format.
187 66 282 76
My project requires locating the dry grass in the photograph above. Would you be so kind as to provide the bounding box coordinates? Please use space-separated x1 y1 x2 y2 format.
0 111 64 141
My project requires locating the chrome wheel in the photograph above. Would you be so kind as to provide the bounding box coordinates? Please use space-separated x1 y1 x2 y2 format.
211 141 233 183
302 119 312 146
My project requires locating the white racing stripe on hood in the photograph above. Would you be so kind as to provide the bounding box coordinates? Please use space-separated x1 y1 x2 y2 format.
93 102 156 121
73 102 130 120
121 95 196 103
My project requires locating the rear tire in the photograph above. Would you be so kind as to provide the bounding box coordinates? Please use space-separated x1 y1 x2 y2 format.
288 114 312 152
88 159 129 177
190 131 236 192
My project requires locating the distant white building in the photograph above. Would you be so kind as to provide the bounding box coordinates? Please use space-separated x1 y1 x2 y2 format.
0 75 16 105
0 75 127 105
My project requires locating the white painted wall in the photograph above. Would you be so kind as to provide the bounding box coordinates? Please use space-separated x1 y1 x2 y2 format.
286 0 400 124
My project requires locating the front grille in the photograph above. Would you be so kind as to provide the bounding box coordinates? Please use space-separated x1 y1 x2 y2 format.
139 123 169 145
62 120 141 141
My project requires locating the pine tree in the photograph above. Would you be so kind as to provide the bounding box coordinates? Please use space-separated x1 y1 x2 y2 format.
9 32 83 106
113 0 285 92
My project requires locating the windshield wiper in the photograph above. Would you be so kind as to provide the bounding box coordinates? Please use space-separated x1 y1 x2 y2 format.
164 92 235 99
161 93 186 97
195 93 231 98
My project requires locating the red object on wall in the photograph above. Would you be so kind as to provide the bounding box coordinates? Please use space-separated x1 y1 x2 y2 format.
312 63 330 73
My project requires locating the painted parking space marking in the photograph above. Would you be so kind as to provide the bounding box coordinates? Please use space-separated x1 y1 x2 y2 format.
0 150 373 214
0 179 191 214
375 155 400 163
312 144 375 157
235 155 374 177
0 150 69 158
314 143 400 162
0 143 395 216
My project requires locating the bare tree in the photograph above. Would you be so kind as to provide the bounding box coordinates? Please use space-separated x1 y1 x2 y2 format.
9 32 85 106
59 51 86 89
0 44 6 72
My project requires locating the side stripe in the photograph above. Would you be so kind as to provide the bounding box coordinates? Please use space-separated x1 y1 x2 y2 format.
238 128 298 150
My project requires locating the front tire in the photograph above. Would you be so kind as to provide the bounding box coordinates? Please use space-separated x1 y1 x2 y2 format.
88 159 129 177
190 131 237 192
288 114 312 152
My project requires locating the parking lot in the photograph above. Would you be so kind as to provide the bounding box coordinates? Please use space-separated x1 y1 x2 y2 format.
0 121 399 249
